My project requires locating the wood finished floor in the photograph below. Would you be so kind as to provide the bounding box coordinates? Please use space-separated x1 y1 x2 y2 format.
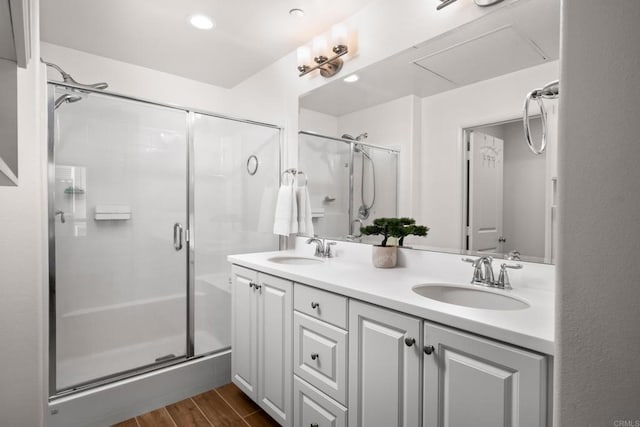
113 383 279 427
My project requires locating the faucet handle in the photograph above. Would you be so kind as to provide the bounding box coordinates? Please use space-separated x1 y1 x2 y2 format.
324 241 337 258
461 257 478 266
497 263 523 290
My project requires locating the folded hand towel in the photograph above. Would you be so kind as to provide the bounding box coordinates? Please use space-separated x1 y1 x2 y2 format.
273 181 298 236
296 184 314 236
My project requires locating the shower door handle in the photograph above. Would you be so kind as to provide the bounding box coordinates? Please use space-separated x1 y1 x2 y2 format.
173 223 184 251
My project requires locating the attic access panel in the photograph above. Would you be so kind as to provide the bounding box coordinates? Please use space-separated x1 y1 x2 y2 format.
413 26 548 86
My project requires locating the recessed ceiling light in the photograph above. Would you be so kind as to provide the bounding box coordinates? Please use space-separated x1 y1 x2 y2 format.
189 14 215 30
289 8 305 17
344 74 359 83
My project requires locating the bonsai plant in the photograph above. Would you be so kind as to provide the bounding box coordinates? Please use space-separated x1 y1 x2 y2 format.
396 217 429 247
361 217 429 268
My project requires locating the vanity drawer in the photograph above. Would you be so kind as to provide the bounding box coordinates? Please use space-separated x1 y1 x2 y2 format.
294 284 348 329
294 312 347 404
294 375 347 427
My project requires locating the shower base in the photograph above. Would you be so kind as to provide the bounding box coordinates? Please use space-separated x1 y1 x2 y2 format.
48 350 230 427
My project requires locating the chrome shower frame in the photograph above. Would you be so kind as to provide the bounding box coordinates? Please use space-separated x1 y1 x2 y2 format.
47 81 283 400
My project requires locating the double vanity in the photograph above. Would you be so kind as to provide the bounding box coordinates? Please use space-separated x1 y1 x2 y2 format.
228 238 554 427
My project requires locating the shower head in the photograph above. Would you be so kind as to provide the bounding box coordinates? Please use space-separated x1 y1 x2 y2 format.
341 132 368 142
42 58 109 91
54 94 83 109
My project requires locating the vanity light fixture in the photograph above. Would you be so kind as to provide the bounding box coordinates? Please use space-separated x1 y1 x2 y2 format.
189 14 215 30
343 74 359 83
297 24 349 78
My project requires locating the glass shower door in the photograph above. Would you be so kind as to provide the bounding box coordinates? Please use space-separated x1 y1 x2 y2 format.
51 86 189 392
191 113 280 356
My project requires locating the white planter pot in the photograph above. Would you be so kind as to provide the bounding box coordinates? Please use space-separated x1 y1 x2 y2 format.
372 245 397 268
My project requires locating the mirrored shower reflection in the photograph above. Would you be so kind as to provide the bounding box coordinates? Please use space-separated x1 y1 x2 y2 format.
298 131 398 242
50 84 280 393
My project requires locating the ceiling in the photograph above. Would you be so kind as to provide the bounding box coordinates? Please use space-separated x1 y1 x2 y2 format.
300 0 560 116
40 0 375 88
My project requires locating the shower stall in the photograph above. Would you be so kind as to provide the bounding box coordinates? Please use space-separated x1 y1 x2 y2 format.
48 81 281 403
298 131 398 241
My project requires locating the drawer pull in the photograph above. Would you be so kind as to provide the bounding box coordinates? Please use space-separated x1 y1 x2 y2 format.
404 337 416 347
311 424 319 427
311 301 320 309
310 353 319 361
424 345 435 355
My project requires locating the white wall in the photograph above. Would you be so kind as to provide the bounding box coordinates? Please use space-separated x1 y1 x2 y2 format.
299 108 338 136
556 0 640 424
0 0 46 425
420 60 559 250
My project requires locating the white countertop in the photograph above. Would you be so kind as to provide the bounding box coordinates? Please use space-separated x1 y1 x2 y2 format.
228 242 555 355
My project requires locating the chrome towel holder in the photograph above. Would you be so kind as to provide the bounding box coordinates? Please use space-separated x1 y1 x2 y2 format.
523 80 559 155
281 168 308 186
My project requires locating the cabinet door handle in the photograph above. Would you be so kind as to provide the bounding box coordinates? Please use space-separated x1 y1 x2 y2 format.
311 424 319 427
255 284 262 291
310 353 319 361
311 301 320 309
249 282 255 289
404 337 416 347
424 345 435 355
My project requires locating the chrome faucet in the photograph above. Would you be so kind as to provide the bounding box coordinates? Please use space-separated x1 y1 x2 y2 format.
462 256 522 290
306 238 337 258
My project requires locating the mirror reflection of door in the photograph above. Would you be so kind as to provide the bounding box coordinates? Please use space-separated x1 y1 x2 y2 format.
465 116 550 262
468 131 504 253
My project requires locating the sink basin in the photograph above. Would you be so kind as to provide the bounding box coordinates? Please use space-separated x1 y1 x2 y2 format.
413 284 529 310
267 256 323 265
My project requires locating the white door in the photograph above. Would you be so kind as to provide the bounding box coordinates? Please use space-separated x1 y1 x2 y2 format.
468 131 504 252
231 266 259 399
423 321 547 427
349 300 421 427
257 273 293 426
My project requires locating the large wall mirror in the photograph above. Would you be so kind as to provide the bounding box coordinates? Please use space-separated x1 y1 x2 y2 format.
298 0 560 264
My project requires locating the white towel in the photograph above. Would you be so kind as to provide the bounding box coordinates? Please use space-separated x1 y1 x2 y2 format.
273 181 298 236
296 184 314 236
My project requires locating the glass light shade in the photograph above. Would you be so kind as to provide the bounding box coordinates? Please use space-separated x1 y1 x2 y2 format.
313 37 329 58
331 24 348 46
297 46 311 66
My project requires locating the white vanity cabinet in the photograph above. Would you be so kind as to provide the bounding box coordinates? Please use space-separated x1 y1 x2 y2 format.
423 321 547 427
349 300 422 427
231 265 292 426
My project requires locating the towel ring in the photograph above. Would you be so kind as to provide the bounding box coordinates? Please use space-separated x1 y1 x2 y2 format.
522 80 559 155
523 89 548 155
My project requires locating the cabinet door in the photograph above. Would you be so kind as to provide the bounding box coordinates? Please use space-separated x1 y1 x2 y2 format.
423 321 547 427
349 300 422 427
231 266 259 399
258 273 293 426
